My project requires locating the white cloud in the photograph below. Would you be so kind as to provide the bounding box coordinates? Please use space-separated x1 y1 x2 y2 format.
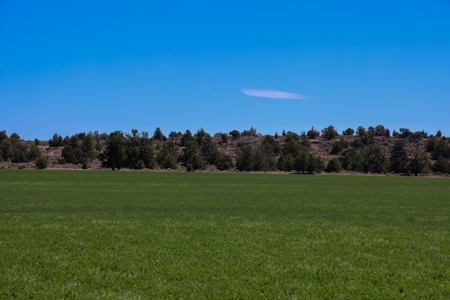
241 89 306 99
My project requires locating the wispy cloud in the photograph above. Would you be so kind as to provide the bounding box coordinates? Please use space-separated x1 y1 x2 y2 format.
241 89 306 99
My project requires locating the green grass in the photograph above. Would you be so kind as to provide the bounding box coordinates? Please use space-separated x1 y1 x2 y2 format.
1 170 449 299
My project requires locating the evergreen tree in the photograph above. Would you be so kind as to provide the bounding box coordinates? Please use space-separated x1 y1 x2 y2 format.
389 139 408 173
102 131 127 170
408 148 430 176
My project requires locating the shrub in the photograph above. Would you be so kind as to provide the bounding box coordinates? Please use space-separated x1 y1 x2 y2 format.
35 156 49 169
188 154 206 171
331 138 348 154
220 133 229 144
326 158 342 173
215 154 234 171
135 160 145 170
186 164 193 172
82 162 89 169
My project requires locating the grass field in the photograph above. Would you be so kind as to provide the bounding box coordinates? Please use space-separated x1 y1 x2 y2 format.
1 170 449 299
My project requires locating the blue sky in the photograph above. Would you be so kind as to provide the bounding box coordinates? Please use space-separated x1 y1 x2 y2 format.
1 1 449 140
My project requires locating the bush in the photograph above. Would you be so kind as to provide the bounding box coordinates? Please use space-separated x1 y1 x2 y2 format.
331 138 348 154
215 154 234 170
82 162 89 169
186 164 193 172
220 133 229 144
35 156 49 169
187 154 206 171
135 160 145 170
326 158 342 173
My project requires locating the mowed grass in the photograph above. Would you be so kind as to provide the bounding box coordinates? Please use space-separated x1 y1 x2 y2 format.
1 170 449 299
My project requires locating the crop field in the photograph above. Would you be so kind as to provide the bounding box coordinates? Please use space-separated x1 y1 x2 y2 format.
1 170 449 299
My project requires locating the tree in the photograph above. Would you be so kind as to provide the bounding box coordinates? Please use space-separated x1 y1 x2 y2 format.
356 126 366 137
187 154 206 171
300 134 311 147
432 156 450 174
229 130 240 140
235 144 254 171
215 154 234 170
307 155 325 173
342 128 354 136
436 130 442 138
431 140 450 160
220 133 229 144
285 131 299 143
331 138 348 154
408 148 430 176
28 144 41 161
195 128 207 146
201 137 219 165
306 126 319 139
389 139 408 173
35 156 49 169
124 129 155 169
326 158 342 173
276 154 294 171
241 126 257 137
49 133 63 147
399 128 411 138
81 134 95 162
181 130 195 146
156 142 178 169
180 139 199 165
361 144 388 173
293 149 310 173
260 135 280 156
375 125 388 137
340 147 363 172
321 125 338 140
153 127 166 141
102 131 127 170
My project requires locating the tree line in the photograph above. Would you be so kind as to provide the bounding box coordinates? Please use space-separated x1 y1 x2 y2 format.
1 125 449 175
